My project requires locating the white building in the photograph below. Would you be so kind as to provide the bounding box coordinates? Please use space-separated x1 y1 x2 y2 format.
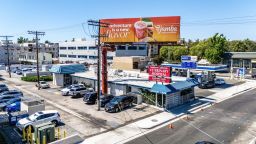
58 39 115 64
19 52 53 65
58 38 148 64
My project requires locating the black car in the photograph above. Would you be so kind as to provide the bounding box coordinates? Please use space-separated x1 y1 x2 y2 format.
83 92 98 104
105 95 134 113
195 141 215 144
100 95 114 107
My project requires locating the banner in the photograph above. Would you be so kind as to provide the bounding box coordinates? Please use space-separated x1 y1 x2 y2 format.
148 66 172 83
100 16 180 43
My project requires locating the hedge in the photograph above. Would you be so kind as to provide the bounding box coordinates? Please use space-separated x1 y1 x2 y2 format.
21 75 53 82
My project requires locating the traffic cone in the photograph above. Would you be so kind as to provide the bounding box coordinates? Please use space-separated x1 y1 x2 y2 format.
168 123 174 129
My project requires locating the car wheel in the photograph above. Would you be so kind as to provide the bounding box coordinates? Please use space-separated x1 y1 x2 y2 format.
76 93 81 98
25 125 34 133
51 120 58 127
129 102 133 107
115 107 119 112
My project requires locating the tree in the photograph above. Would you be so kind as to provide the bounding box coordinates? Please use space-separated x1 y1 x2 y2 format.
45 40 50 44
160 46 188 63
17 37 29 44
189 40 208 59
152 55 164 65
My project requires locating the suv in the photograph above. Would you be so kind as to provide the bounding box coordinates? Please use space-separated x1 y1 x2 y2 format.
0 84 8 93
36 81 50 89
16 110 61 132
0 90 23 97
105 95 134 113
69 87 87 98
61 84 85 96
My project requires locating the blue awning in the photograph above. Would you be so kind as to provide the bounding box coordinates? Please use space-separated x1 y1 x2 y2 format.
151 79 199 94
49 64 86 74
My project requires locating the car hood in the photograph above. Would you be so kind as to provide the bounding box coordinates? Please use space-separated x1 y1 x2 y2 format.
18 118 31 125
61 88 70 92
105 102 117 108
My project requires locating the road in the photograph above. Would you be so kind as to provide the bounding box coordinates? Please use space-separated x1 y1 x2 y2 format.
126 88 256 144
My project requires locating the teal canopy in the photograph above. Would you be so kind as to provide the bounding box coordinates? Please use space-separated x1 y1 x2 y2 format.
49 64 86 74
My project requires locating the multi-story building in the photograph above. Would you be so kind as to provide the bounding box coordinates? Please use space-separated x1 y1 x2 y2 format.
58 38 148 64
58 39 115 64
0 42 21 64
19 52 52 65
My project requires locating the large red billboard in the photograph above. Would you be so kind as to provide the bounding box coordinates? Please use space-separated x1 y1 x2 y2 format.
148 66 172 83
100 16 180 43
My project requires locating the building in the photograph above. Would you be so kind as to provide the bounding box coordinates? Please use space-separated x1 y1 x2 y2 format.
223 52 256 74
112 56 150 71
58 39 148 64
0 42 21 64
19 52 53 65
58 39 114 64
19 42 59 58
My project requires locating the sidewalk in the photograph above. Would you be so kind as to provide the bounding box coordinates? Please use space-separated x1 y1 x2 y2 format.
83 79 256 144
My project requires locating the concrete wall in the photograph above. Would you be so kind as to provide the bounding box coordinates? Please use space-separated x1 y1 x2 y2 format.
53 73 64 86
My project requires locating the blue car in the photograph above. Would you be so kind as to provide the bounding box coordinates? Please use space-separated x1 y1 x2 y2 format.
5 101 20 112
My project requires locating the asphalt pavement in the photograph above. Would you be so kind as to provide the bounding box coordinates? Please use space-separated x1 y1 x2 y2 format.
126 88 256 144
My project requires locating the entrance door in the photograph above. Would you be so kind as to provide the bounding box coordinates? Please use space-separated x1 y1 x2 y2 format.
63 74 72 86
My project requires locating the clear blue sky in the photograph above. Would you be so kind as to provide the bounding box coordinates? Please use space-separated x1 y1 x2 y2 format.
1 0 256 42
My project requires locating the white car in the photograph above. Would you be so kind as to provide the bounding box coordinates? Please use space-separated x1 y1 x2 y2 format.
36 81 50 89
61 84 85 96
16 110 61 131
215 78 225 85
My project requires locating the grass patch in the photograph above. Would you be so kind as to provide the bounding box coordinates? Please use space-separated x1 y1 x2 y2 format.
21 75 53 82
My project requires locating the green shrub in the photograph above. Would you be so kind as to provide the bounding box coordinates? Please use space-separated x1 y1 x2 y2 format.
21 75 53 82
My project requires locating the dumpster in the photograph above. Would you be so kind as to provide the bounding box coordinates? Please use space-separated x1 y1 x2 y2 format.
8 111 29 125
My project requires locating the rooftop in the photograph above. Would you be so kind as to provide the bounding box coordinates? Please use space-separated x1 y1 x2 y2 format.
71 69 187 89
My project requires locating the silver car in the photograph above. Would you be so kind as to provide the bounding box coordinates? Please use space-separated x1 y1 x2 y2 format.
61 84 85 96
16 110 61 132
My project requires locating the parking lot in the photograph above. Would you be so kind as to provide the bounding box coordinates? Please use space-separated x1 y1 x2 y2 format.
0 70 161 140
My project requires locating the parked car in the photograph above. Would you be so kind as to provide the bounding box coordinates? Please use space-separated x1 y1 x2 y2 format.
195 141 215 144
0 84 8 93
61 84 85 96
251 73 256 79
5 101 20 112
83 91 107 105
69 87 87 98
105 95 134 113
16 70 22 75
0 90 23 97
215 78 225 85
35 81 50 89
16 110 61 132
0 97 21 111
100 95 114 107
0 95 21 103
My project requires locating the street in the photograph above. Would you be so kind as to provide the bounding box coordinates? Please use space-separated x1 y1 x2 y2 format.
126 88 256 144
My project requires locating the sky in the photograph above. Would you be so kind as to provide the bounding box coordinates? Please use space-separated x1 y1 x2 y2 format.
0 0 256 42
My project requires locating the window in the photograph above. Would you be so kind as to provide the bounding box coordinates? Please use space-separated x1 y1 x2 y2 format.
139 46 146 50
78 55 87 59
59 54 67 57
89 46 97 50
117 46 126 50
68 47 76 50
78 47 87 50
68 55 77 58
60 47 67 50
89 56 97 59
128 46 137 50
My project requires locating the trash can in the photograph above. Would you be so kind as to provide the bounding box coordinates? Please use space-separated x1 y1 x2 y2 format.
8 111 29 125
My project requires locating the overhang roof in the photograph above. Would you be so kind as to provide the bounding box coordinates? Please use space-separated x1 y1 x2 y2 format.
49 64 86 74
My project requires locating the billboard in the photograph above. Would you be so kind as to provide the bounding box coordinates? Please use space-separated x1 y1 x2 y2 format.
148 66 172 83
100 16 180 43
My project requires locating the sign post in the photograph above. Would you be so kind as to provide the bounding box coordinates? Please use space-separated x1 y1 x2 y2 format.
148 66 172 83
181 55 198 78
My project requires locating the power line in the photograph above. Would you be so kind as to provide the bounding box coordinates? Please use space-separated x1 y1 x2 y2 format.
0 35 13 78
27 31 45 90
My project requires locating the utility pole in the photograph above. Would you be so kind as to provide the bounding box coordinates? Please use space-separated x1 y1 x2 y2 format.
28 31 45 90
88 20 109 111
0 36 13 78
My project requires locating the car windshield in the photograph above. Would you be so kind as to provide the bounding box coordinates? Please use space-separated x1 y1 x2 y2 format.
40 81 46 84
110 97 122 103
28 113 39 121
